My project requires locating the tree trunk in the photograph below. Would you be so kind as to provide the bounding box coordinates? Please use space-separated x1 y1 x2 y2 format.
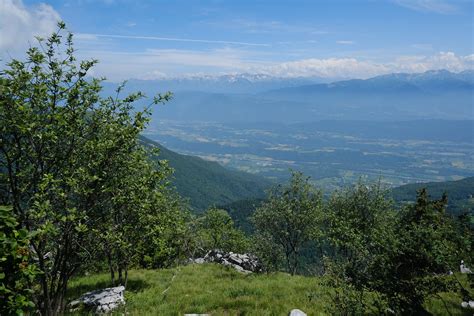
118 266 123 285
107 250 115 285
124 266 128 289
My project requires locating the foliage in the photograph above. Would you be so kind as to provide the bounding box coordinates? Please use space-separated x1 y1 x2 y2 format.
322 182 396 314
0 206 40 315
392 176 474 217
0 23 176 314
379 189 460 314
325 182 396 288
219 198 265 234
194 207 250 254
252 171 323 275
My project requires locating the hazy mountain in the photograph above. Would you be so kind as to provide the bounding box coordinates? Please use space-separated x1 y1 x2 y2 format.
269 69 473 95
102 74 328 94
102 70 473 123
141 136 271 211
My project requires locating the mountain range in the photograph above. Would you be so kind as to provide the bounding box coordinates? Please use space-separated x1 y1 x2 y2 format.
102 69 473 123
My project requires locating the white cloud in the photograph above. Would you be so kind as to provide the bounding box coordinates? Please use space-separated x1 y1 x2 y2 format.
79 47 270 81
390 51 474 73
255 52 474 79
0 0 61 53
76 46 474 81
256 58 390 79
392 0 458 14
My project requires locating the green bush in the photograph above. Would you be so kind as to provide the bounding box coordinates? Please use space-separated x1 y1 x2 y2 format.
0 206 40 315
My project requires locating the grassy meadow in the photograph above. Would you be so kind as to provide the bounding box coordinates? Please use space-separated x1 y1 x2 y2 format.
66 264 471 315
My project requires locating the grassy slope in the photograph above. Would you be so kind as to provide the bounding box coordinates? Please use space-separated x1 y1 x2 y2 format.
140 136 271 211
67 264 470 315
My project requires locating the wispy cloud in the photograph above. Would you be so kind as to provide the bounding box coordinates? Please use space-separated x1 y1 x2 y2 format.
392 0 459 14
203 18 329 35
336 40 355 45
411 43 433 50
76 33 269 47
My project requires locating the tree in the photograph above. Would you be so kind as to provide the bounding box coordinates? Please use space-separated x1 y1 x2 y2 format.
323 181 396 314
196 207 249 254
252 171 323 275
325 182 395 286
0 23 173 315
380 189 458 315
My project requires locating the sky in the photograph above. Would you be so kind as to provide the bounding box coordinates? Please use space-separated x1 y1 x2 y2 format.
1 0 473 81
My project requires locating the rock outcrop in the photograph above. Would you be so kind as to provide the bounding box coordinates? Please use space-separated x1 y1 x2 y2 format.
193 249 263 273
68 286 125 314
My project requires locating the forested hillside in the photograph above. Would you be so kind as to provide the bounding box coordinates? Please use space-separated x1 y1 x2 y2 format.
141 136 270 211
392 177 474 216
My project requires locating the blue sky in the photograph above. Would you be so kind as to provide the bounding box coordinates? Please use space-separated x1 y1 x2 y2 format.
1 0 473 80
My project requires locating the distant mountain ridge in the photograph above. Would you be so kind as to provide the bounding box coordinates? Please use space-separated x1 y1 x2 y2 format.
103 74 329 94
267 69 474 95
103 69 474 122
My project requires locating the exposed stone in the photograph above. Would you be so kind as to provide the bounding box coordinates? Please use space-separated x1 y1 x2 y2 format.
192 249 263 273
460 260 472 274
461 300 474 309
289 309 307 316
68 286 125 314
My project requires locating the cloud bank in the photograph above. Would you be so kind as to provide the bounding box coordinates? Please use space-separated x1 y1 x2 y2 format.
0 0 60 53
1 1 472 81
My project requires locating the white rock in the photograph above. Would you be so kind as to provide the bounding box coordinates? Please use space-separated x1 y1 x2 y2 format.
460 260 473 274
289 309 307 316
68 286 125 314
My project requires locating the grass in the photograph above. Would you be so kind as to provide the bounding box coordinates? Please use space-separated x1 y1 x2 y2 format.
67 264 472 315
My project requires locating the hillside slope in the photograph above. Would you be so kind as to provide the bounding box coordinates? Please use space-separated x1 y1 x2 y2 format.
141 136 271 211
391 177 474 216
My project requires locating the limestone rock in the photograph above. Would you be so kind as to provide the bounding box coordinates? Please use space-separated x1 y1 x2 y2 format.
192 249 263 273
68 286 125 314
289 309 307 316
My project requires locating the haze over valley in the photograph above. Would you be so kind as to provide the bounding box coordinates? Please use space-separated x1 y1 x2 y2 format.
101 69 474 190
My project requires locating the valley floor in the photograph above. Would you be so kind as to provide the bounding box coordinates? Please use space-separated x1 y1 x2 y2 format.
67 264 470 315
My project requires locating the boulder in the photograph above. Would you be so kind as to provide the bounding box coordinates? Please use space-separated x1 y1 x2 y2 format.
193 249 263 273
68 286 125 314
289 309 307 316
